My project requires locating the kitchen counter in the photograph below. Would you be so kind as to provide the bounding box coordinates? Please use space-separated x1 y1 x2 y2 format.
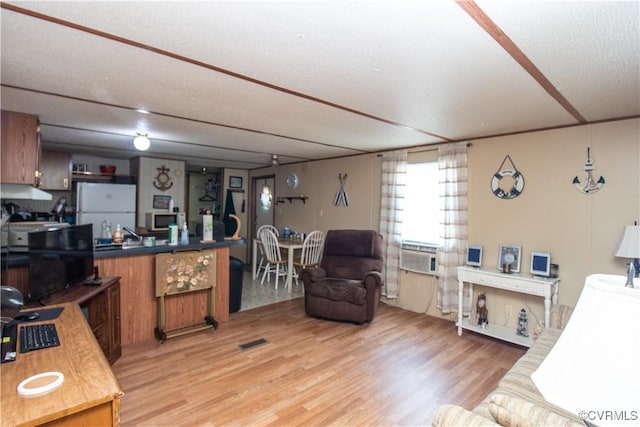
1 252 28 267
1 237 245 267
1 237 247 345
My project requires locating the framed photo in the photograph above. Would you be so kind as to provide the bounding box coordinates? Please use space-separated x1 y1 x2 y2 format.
498 244 522 273
229 176 243 189
153 195 172 209
530 252 551 277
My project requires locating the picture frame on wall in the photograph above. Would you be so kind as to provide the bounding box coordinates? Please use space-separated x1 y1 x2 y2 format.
498 244 522 273
229 176 243 189
153 195 172 210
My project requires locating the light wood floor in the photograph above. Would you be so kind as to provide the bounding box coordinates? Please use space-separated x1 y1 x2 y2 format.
112 299 526 426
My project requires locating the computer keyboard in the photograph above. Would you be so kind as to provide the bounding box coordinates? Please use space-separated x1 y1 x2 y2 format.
20 323 60 353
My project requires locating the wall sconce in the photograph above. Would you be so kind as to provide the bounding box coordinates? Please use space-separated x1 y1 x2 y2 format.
615 222 640 286
134 133 150 151
271 154 279 166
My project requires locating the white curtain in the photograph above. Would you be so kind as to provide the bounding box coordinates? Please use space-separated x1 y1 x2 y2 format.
437 142 469 314
379 150 407 298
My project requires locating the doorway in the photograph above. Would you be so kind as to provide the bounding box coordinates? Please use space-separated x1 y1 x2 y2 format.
251 175 275 264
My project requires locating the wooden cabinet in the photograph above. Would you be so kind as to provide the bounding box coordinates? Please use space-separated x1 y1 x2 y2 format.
40 149 72 190
1 110 40 185
40 277 122 365
80 280 122 365
0 265 29 296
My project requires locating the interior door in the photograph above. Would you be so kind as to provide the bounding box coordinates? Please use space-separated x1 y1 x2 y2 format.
253 176 275 238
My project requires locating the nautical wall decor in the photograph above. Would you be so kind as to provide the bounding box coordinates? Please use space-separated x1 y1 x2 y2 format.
334 173 349 206
491 155 525 199
572 147 605 194
153 165 174 191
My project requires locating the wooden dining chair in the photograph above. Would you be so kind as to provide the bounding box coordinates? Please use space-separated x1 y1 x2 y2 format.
256 225 279 279
293 230 325 286
260 229 288 289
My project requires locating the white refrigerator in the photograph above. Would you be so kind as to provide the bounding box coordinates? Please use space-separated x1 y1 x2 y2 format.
76 183 136 239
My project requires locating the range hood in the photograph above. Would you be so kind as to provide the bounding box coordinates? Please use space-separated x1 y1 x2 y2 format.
1 184 53 200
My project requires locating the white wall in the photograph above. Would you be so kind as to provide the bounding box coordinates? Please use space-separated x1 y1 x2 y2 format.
132 157 186 228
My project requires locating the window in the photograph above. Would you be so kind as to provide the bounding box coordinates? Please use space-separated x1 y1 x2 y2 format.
401 161 440 246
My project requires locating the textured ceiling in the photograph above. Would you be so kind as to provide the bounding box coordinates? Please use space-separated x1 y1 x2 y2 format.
1 1 638 171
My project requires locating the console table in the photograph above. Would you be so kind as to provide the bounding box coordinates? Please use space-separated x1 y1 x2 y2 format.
1 302 124 426
457 266 560 347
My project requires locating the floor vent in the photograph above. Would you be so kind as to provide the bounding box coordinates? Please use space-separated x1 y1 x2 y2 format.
239 338 268 350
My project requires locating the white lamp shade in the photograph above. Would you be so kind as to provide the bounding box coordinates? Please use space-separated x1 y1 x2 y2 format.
615 225 640 258
532 274 640 425
134 134 150 151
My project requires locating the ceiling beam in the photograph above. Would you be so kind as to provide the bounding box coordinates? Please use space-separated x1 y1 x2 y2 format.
456 0 587 124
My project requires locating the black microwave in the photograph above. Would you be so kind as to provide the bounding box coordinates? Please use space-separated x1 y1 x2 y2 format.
145 212 185 231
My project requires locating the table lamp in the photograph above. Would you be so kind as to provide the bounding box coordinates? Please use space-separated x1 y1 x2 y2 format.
532 274 640 426
615 223 640 287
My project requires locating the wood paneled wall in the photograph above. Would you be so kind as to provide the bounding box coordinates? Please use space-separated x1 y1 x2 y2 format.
132 156 186 228
95 247 230 345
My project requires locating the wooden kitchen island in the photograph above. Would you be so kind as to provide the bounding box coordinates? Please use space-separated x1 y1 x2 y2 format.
1 303 124 426
1 238 246 346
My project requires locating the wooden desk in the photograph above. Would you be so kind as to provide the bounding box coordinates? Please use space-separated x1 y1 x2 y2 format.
252 238 303 293
1 302 124 426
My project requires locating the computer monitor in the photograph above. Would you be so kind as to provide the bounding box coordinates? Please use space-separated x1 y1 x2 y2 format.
466 245 483 267
28 224 94 303
530 252 551 277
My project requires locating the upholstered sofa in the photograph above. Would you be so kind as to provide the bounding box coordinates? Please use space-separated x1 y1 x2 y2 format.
299 229 384 324
432 306 586 427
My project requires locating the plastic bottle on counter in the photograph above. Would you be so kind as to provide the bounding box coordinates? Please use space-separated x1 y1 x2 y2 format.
101 219 112 241
180 223 189 245
112 224 123 244
168 223 178 246
168 198 174 212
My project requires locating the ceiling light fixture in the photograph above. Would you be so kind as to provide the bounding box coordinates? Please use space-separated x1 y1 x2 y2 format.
133 133 150 151
271 154 279 166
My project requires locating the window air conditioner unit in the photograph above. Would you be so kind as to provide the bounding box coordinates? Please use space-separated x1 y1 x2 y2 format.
400 243 438 275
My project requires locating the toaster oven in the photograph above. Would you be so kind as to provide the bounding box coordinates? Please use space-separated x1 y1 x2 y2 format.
1 222 65 252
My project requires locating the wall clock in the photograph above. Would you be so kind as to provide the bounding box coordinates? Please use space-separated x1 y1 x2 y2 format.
491 155 524 199
286 173 299 189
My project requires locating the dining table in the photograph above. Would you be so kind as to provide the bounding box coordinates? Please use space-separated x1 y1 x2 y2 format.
252 237 304 293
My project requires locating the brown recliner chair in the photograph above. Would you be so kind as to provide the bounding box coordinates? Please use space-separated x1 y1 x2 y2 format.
299 229 384 324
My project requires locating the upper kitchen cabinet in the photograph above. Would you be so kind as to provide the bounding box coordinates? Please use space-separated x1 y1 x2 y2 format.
1 110 41 185
40 150 72 190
